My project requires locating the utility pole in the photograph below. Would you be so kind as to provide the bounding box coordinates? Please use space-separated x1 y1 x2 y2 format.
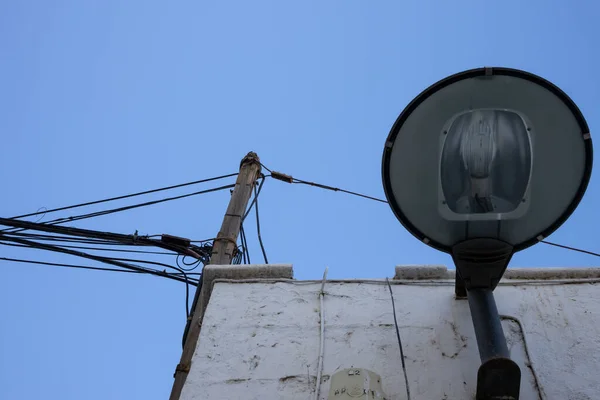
169 152 262 400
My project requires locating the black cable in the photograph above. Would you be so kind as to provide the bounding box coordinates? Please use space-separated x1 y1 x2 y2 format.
236 175 266 264
233 246 244 265
40 244 173 255
238 231 246 264
386 277 411 400
183 257 200 268
0 254 197 320
0 256 198 283
47 183 236 225
1 232 128 246
182 270 204 349
0 235 196 318
106 255 193 318
240 223 250 264
3 183 236 234
0 218 198 257
6 232 207 256
190 238 215 243
188 242 213 265
541 240 600 258
259 162 272 174
260 163 388 204
33 207 47 223
107 256 190 275
254 184 268 264
242 175 266 222
0 256 156 275
0 253 200 280
181 256 200 266
0 240 175 255
0 219 142 243
176 255 202 272
0 234 193 285
10 173 238 220
292 178 388 204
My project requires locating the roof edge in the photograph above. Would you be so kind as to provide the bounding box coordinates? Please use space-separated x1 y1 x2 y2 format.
394 265 600 280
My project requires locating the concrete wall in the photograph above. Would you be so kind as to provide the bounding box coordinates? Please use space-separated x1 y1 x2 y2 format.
180 265 600 400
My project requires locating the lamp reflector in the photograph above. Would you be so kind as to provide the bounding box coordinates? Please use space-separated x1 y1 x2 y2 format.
440 109 532 219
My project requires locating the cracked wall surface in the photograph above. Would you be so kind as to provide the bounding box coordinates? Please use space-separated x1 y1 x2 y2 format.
181 279 600 400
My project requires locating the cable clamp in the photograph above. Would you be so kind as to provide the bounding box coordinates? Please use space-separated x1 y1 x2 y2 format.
224 213 242 218
271 171 294 183
214 235 238 247
175 363 191 375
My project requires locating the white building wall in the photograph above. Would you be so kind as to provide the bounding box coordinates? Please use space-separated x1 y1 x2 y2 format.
180 265 600 400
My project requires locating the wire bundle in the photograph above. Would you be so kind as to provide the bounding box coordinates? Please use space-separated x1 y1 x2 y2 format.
2 162 597 325
0 173 240 318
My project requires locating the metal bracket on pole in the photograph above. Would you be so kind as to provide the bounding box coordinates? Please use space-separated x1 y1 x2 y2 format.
468 288 521 399
452 238 521 400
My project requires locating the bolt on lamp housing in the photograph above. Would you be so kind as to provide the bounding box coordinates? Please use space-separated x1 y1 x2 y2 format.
382 67 593 400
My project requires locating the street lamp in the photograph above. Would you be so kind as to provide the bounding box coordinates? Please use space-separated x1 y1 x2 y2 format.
382 67 593 399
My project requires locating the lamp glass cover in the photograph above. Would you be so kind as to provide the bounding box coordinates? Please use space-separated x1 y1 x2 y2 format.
440 109 532 220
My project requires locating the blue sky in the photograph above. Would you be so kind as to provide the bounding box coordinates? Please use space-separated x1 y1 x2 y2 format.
1 1 599 399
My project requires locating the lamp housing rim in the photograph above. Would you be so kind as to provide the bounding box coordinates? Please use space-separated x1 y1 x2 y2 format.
382 67 593 254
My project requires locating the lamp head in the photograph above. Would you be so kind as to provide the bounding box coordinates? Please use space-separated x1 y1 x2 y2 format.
382 67 592 256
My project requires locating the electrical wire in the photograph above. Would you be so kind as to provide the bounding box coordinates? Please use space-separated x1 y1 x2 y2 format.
0 240 175 255
233 246 244 265
33 207 47 223
313 267 328 400
106 255 195 318
0 256 199 282
237 175 267 264
242 175 266 222
9 173 239 220
2 183 236 234
190 238 215 243
240 223 250 264
239 237 246 264
386 277 412 400
259 163 272 174
0 235 197 317
46 183 236 225
0 218 200 258
1 254 198 320
254 184 268 264
264 163 600 264
188 242 213 265
1 232 159 247
541 240 600 258
176 255 202 272
0 219 148 244
0 211 218 321
261 162 388 204
292 177 388 204
1 232 128 246
181 269 204 349
0 256 164 275
0 234 193 285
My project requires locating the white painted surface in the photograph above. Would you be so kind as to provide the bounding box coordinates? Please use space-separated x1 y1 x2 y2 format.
181 278 600 400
